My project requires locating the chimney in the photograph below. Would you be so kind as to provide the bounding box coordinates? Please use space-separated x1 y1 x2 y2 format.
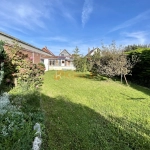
88 47 90 53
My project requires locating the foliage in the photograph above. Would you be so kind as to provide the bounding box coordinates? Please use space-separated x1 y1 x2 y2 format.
127 48 150 87
88 43 137 85
0 111 35 150
38 62 45 69
73 46 80 56
2 41 45 88
76 57 88 72
72 46 80 70
0 41 6 85
124 44 150 52
87 48 101 74
0 86 44 150
98 51 131 77
72 46 88 72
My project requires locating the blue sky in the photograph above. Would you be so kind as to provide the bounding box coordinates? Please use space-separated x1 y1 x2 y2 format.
0 0 150 55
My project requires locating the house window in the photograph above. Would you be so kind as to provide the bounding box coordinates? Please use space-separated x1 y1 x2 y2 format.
68 61 70 66
56 60 58 66
50 60 53 66
53 60 55 66
61 54 64 56
59 60 61 66
41 59 44 63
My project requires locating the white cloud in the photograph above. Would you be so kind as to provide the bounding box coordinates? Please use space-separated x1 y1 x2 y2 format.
55 1 76 23
43 36 68 42
82 0 93 27
0 0 51 30
121 31 148 44
109 10 150 33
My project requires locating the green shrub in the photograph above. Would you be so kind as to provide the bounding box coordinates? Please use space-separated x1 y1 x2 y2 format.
128 48 150 87
2 41 45 88
0 86 44 150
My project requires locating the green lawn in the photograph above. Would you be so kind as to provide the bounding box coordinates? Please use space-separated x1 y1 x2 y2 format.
41 71 150 150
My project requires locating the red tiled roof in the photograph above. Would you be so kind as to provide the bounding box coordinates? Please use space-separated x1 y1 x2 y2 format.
42 46 55 56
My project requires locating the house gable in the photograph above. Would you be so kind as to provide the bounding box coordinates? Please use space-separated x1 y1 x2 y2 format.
59 49 71 57
86 48 99 56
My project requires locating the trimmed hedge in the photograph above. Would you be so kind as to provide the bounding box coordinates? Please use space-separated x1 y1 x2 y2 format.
127 48 150 88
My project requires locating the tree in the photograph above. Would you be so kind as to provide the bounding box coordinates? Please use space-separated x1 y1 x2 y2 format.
87 48 101 74
89 42 138 85
72 46 80 71
72 46 89 72
73 46 80 56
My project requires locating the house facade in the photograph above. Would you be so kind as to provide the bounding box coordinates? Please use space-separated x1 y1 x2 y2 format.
0 31 52 70
48 49 75 70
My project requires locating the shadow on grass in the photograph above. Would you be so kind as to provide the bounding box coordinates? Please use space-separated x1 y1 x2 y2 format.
113 76 150 97
129 83 150 97
83 74 150 97
41 94 150 150
120 93 146 100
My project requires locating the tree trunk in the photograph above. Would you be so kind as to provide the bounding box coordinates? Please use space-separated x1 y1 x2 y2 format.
121 69 123 84
124 74 129 86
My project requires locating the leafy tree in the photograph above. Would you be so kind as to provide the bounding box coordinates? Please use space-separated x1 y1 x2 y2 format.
72 46 89 72
89 42 137 85
87 48 101 74
124 44 150 52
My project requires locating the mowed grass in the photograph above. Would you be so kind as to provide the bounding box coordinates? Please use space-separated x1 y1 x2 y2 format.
41 71 150 150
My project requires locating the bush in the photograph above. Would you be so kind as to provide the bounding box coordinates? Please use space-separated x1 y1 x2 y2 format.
127 48 150 87
2 41 45 89
0 87 44 150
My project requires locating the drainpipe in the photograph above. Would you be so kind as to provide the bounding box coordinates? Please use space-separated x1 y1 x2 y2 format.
32 52 35 63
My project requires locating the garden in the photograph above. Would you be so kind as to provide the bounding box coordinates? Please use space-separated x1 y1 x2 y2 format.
0 41 150 150
0 41 45 150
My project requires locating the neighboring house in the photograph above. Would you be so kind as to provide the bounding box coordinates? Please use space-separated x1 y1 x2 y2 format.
48 49 75 70
0 31 52 70
86 48 100 57
0 31 75 71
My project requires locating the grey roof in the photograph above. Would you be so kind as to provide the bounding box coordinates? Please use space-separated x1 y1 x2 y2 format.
0 31 52 56
0 31 42 51
59 49 71 56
